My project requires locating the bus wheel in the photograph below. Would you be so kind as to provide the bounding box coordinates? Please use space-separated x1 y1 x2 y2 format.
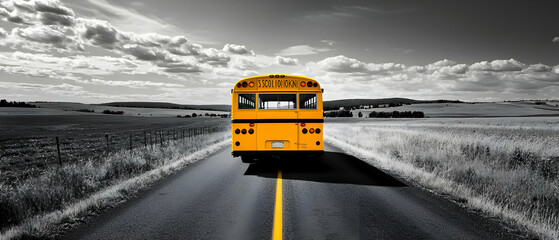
241 156 255 163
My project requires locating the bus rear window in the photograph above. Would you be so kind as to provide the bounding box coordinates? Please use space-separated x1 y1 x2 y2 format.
299 93 317 109
238 93 256 109
259 93 296 110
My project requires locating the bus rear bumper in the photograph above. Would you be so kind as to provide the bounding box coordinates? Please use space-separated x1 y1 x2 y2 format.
232 150 324 158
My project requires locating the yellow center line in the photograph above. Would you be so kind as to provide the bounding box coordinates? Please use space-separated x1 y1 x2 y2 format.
273 170 283 240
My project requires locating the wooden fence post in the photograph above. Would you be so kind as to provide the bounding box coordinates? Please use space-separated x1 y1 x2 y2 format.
129 132 132 151
56 136 61 165
144 131 147 147
105 133 109 153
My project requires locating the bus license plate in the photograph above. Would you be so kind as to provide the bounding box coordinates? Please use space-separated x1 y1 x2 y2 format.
272 142 284 148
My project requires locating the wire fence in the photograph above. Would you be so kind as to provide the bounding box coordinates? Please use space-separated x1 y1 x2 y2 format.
0 125 230 170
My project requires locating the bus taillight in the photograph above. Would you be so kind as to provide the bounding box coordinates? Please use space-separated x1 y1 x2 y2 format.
315 128 321 134
242 129 247 134
302 128 307 134
235 129 240 134
309 128 315 134
248 128 254 134
249 123 254 127
300 123 306 127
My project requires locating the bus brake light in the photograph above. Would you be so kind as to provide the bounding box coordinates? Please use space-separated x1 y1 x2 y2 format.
242 129 247 134
248 128 254 134
309 128 315 133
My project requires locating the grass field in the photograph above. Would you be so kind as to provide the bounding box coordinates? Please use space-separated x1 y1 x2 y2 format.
325 117 559 239
0 111 229 185
349 102 559 118
0 107 230 238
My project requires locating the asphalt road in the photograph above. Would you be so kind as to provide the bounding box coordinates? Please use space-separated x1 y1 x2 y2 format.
62 144 520 240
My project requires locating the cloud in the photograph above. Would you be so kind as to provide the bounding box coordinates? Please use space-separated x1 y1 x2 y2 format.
223 44 255 56
7 25 83 51
553 37 559 43
276 45 331 56
470 59 524 72
302 5 414 22
85 79 184 88
313 55 404 74
79 18 120 49
0 27 7 38
0 0 75 25
320 40 336 46
275 56 299 66
299 56 559 100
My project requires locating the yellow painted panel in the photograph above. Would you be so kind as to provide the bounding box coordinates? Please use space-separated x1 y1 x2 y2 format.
231 123 256 151
257 123 298 151
298 123 323 151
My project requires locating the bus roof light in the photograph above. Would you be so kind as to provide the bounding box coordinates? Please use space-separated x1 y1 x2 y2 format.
281 74 285 78
269 74 274 78
237 83 241 88
275 74 280 78
307 81 312 87
249 81 255 87
242 82 247 87
300 81 306 87
313 83 318 87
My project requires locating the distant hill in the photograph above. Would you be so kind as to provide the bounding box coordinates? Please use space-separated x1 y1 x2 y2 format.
99 102 231 112
100 99 463 112
323 98 462 111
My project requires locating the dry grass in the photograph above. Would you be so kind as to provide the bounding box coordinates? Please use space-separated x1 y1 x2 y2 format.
0 131 230 239
325 117 559 239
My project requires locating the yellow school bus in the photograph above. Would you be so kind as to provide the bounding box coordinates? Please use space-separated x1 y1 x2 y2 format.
231 74 324 163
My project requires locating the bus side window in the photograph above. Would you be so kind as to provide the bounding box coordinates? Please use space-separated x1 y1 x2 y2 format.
299 93 317 109
238 93 256 109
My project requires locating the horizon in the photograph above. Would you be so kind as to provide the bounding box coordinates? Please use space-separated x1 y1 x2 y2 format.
4 97 559 106
1 0 558 104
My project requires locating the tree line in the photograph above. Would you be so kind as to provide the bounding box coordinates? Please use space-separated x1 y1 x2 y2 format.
324 110 425 118
177 113 229 118
0 99 36 108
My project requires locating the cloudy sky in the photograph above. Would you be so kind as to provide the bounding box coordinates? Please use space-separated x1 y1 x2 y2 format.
1 0 558 104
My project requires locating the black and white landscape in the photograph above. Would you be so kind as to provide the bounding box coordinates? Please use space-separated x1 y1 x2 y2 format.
1 0 558 239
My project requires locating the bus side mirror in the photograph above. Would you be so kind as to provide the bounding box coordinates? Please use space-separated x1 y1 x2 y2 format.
231 89 233 94
322 88 324 93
